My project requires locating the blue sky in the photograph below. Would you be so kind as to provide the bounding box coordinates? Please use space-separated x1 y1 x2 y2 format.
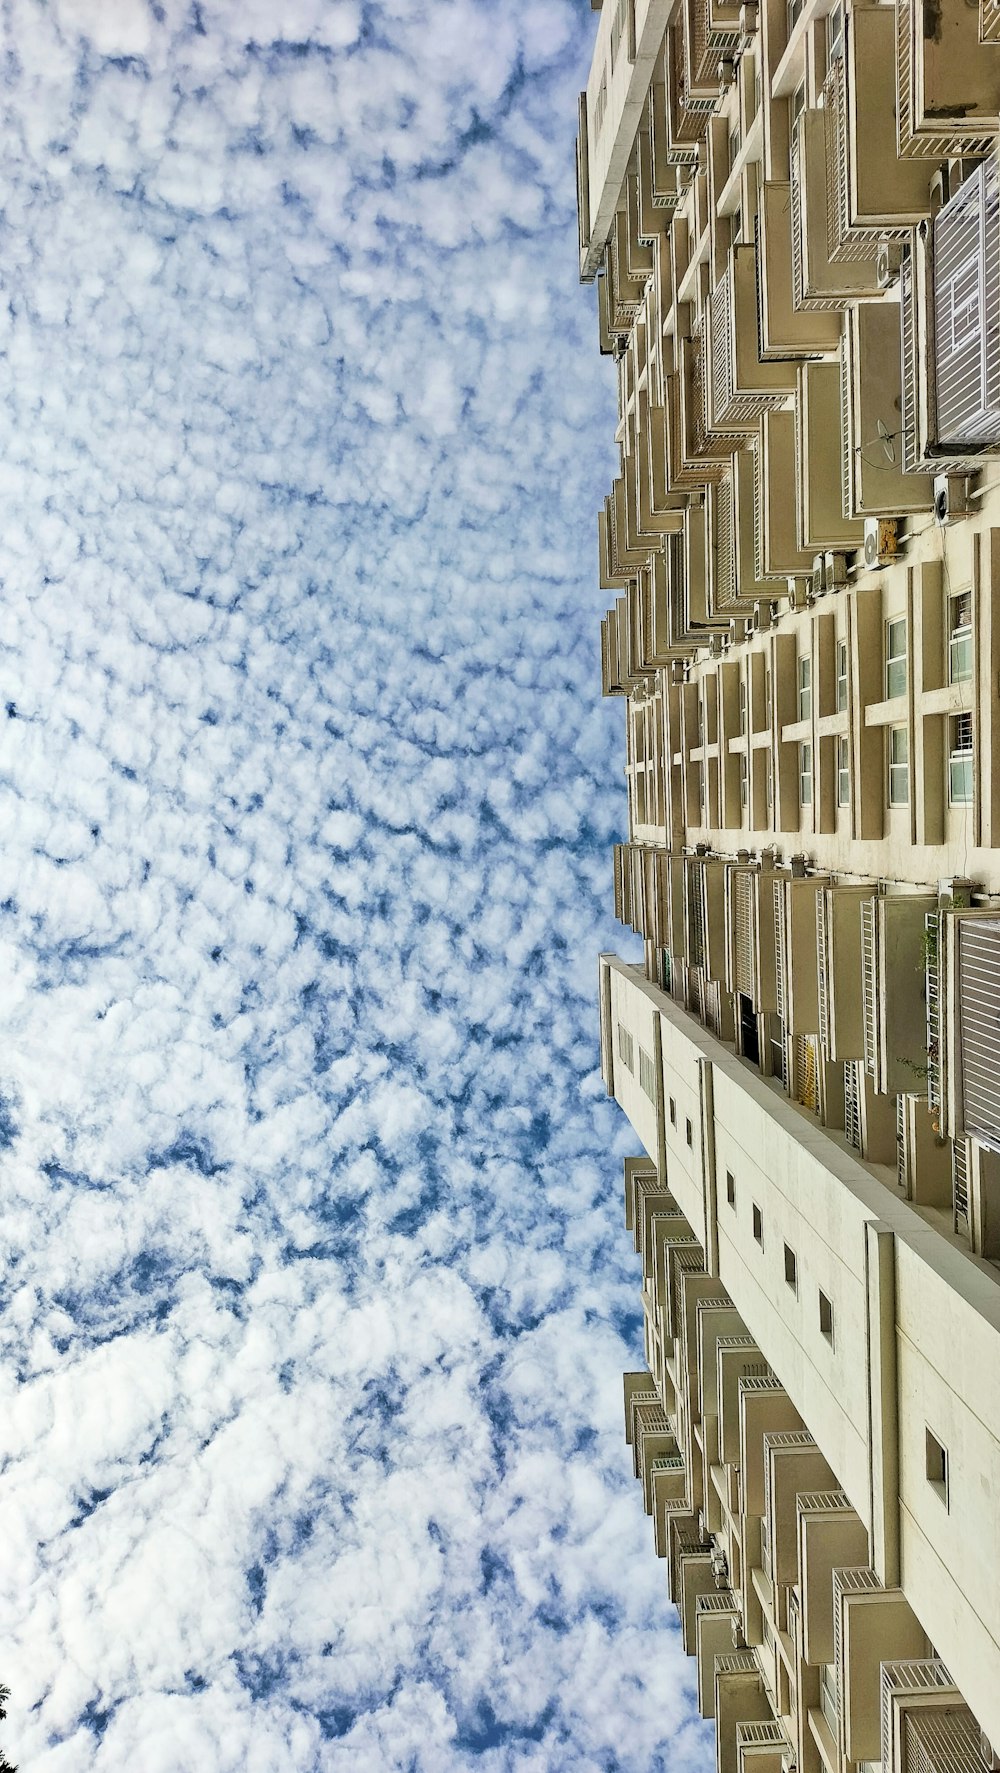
0 3 709 1767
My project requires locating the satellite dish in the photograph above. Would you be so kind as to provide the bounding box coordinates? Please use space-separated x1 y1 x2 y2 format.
877 418 896 463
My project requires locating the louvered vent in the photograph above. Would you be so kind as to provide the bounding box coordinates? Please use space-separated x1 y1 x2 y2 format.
899 249 921 473
957 917 1000 1147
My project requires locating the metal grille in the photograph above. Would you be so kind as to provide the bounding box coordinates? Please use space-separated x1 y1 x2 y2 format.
790 114 806 306
697 1589 738 1614
882 1661 960 1772
716 474 735 607
817 891 831 1054
983 0 1000 39
751 436 764 583
737 1722 786 1749
688 860 706 970
903 1705 981 1773
861 898 878 1078
897 0 997 158
733 869 755 998
711 267 734 426
797 1034 819 1111
925 912 941 1112
900 248 920 472
840 327 854 520
952 1139 970 1226
844 1061 862 1150
957 919 1000 1147
934 159 1000 446
773 881 787 1021
897 1094 908 1192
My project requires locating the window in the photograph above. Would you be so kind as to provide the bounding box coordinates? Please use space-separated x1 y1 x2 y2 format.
739 752 748 811
885 617 907 699
949 591 972 684
925 1427 949 1506
639 1045 656 1100
888 725 909 806
791 79 806 127
784 1244 798 1291
837 734 850 808
765 752 773 809
669 1095 676 1126
685 1117 693 1147
617 1022 634 1072
826 0 844 62
836 639 848 712
726 1170 736 1207
798 654 812 721
818 1288 834 1341
800 741 813 807
752 1202 764 1245
949 712 973 806
739 679 747 734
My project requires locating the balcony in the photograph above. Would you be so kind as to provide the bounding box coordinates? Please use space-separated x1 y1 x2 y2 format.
900 161 1000 475
897 0 1000 160
834 1567 927 1763
755 183 843 359
841 303 934 517
790 110 883 308
859 893 937 1097
796 1491 869 1666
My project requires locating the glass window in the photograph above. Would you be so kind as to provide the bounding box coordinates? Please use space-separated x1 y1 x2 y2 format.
739 678 747 733
949 712 973 806
798 654 812 720
836 639 848 712
826 1 844 62
739 751 748 810
949 591 972 684
837 735 850 807
885 618 907 699
800 741 813 806
888 724 909 805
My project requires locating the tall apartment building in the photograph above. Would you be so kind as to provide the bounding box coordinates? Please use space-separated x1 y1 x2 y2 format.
577 0 1000 1768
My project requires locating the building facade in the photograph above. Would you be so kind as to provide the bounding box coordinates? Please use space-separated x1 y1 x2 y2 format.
578 0 1000 1767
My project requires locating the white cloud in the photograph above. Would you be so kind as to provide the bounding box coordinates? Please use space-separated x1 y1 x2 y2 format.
0 1 688 1769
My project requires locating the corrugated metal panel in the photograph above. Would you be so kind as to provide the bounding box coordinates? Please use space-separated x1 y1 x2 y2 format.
957 918 1000 1147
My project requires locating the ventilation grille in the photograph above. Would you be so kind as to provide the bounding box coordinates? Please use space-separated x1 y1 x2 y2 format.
816 890 831 1054
773 881 787 1021
844 1060 862 1151
733 868 756 998
952 1138 970 1226
925 911 941 1113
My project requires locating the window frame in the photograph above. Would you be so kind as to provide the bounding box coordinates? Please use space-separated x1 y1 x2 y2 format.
885 616 907 700
888 724 909 807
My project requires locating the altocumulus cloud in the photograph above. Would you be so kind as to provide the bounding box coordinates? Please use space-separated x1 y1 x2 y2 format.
0 2 712 1769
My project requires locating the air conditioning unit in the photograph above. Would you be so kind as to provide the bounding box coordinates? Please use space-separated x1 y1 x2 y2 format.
981 1733 1000 1772
811 554 826 598
710 1546 729 1585
824 550 848 590
933 474 972 526
781 1755 797 1773
876 236 904 289
864 516 898 569
731 1615 747 1650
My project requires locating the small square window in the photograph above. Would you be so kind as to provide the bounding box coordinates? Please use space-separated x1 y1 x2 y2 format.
818 1289 834 1341
752 1203 763 1246
726 1170 736 1207
784 1244 798 1291
686 1117 693 1148
669 1096 676 1127
925 1427 949 1506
